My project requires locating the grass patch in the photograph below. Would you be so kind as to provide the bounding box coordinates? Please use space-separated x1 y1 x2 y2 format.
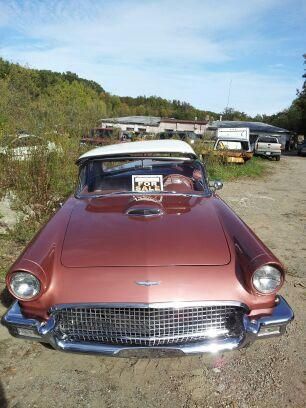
206 156 267 181
192 140 268 181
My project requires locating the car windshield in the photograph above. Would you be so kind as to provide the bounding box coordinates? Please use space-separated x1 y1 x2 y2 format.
76 158 209 197
257 137 278 143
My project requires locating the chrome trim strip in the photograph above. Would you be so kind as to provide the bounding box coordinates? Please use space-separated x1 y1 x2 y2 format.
49 300 249 313
54 335 243 356
76 155 198 166
1 296 294 357
76 191 208 200
135 281 161 286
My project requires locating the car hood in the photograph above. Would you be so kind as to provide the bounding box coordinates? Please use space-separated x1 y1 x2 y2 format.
61 195 231 267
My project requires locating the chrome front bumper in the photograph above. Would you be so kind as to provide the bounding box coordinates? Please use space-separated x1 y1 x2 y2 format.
1 296 294 357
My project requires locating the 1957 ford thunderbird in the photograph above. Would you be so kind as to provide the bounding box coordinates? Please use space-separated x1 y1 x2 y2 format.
2 140 293 356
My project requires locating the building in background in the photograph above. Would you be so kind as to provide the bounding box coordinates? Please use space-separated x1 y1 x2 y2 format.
100 116 208 135
208 121 292 150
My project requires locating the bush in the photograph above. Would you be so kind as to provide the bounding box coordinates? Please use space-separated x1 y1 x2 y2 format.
0 135 84 242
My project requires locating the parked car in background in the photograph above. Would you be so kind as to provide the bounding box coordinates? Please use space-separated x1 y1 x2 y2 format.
159 131 202 145
254 136 282 161
81 127 132 146
2 140 293 357
80 127 116 146
0 134 58 160
297 140 306 156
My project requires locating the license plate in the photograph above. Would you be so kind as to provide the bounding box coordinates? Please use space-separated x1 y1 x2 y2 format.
266 152 271 155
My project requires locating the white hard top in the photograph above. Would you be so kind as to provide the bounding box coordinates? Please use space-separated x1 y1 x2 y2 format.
78 139 197 161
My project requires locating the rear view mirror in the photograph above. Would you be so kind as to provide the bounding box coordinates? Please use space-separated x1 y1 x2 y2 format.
209 180 223 191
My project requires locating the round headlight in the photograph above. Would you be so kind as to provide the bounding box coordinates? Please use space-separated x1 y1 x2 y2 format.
252 265 282 294
9 272 41 300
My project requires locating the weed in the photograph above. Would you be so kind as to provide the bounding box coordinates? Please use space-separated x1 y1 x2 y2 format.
206 156 266 181
0 135 84 244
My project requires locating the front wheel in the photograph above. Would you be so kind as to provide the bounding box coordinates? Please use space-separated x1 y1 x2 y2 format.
275 155 281 161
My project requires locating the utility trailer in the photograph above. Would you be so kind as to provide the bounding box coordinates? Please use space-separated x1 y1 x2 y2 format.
214 128 252 163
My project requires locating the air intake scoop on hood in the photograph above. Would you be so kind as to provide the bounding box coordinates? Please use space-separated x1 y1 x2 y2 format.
125 207 164 217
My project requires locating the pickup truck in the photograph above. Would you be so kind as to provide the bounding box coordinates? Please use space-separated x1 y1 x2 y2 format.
254 136 281 161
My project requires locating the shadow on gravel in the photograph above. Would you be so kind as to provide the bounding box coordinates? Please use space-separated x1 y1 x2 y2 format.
0 381 8 408
282 150 299 156
0 287 14 308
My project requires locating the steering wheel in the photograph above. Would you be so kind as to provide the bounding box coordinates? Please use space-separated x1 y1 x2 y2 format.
163 174 194 191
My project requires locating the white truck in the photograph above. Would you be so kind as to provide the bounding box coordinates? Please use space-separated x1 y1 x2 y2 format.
214 128 252 163
254 136 281 161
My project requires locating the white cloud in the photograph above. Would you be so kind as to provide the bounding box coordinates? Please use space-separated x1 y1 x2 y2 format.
0 0 281 64
0 0 304 114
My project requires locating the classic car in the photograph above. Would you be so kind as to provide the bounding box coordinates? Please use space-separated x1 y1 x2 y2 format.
80 127 132 146
2 140 293 356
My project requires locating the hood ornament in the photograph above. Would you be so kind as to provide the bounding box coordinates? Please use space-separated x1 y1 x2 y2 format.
135 280 161 287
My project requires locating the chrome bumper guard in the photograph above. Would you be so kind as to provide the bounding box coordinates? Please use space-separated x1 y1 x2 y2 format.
1 296 294 356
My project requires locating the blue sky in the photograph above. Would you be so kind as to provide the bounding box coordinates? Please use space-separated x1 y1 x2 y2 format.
0 0 305 115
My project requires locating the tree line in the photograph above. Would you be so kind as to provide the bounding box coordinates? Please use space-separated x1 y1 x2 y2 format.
0 55 305 140
259 54 306 135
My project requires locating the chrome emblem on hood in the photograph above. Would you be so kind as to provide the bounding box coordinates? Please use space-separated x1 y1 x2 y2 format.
135 280 161 287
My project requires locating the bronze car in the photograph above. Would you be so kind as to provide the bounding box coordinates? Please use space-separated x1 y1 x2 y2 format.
2 140 293 356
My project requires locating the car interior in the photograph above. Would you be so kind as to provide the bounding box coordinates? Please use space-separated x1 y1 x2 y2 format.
78 159 207 195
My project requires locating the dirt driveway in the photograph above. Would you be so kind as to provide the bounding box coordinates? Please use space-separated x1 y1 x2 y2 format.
0 155 305 408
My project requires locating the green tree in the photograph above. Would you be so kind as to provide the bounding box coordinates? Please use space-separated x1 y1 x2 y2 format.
295 54 306 134
221 107 251 121
263 54 306 134
39 81 107 135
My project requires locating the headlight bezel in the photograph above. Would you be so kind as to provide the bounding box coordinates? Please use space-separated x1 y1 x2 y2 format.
9 271 41 301
252 264 283 295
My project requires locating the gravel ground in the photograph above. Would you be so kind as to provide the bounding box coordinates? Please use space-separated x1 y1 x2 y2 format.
0 155 305 408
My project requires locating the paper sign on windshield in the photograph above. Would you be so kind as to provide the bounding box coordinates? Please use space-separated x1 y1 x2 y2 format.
132 175 163 192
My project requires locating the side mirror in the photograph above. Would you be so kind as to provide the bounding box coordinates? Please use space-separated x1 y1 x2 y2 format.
209 180 223 191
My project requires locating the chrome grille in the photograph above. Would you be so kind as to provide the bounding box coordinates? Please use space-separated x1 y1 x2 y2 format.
53 304 245 346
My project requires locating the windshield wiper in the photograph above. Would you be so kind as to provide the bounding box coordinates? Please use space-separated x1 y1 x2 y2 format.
103 167 138 176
